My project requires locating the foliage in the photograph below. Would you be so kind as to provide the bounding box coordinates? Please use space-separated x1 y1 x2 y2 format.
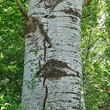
0 94 24 110
0 0 27 108
0 0 110 110
81 0 110 109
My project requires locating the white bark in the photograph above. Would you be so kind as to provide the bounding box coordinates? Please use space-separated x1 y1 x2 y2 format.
22 0 85 110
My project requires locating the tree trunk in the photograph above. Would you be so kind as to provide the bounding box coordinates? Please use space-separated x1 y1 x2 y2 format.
22 0 85 110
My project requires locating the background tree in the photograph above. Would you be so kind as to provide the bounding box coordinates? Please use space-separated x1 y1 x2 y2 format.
82 0 110 109
0 0 25 109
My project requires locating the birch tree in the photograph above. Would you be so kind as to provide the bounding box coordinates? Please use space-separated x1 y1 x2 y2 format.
19 0 93 109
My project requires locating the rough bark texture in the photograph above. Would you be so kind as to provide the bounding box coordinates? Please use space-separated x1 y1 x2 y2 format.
22 0 85 110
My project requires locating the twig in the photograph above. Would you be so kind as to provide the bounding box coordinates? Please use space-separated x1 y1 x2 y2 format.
16 0 28 21
86 30 92 59
94 53 105 64
90 37 100 47
83 0 93 8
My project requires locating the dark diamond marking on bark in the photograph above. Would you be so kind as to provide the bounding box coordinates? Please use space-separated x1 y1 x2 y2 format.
36 59 81 79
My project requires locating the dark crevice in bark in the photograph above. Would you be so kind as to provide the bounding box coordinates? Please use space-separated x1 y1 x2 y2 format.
44 37 46 62
72 97 81 100
36 18 52 47
45 15 56 19
72 106 80 109
56 92 81 95
57 100 72 103
43 84 48 110
43 77 46 86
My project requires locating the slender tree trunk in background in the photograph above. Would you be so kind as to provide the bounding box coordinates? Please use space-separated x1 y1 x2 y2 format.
21 0 91 109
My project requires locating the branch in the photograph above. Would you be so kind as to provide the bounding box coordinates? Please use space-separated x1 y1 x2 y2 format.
86 30 92 59
90 37 100 47
83 0 93 8
16 0 28 21
83 14 91 18
94 53 105 64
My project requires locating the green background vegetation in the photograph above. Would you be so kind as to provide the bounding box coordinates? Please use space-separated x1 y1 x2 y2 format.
0 0 110 109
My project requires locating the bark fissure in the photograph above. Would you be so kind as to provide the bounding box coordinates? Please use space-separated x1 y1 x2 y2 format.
43 85 48 110
36 18 52 47
43 37 46 62
56 92 81 94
